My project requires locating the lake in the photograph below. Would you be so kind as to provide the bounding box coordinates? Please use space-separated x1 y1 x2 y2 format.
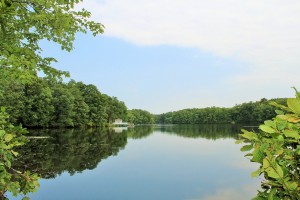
9 125 260 200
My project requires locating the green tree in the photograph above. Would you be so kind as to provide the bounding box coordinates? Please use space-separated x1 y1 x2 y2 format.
50 81 75 127
0 72 25 124
22 79 54 127
0 0 104 81
107 96 127 123
0 0 104 198
78 83 107 126
127 109 154 124
67 80 90 126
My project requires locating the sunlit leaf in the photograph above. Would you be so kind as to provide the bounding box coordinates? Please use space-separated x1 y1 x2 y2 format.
259 125 275 134
285 182 298 191
4 134 14 142
268 188 276 200
1 107 5 112
283 130 300 139
240 129 258 140
11 150 19 157
269 101 289 111
265 120 275 127
275 110 284 115
265 163 284 179
287 98 300 114
275 119 287 131
235 139 244 144
286 115 300 123
263 158 270 169
252 148 264 162
241 144 253 151
251 169 261 177
0 130 5 137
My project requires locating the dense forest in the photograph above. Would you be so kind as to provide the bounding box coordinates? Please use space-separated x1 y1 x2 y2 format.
156 98 287 124
0 74 127 127
127 109 154 124
0 73 286 127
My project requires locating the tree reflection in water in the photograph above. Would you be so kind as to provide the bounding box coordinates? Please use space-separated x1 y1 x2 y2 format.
13 124 253 180
155 124 248 140
13 128 127 179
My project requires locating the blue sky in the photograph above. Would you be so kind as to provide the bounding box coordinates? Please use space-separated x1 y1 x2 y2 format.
42 0 300 114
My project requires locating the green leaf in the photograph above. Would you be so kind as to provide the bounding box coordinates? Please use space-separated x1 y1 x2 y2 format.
259 125 275 134
296 146 300 155
276 115 288 120
1 107 5 112
263 158 270 169
11 150 19 156
0 130 5 137
276 135 284 143
275 119 287 131
252 148 264 162
286 115 300 123
276 149 284 155
265 163 284 179
5 159 11 168
241 144 253 151
235 139 244 144
265 120 275 127
4 134 14 142
269 101 289 111
268 188 276 200
283 130 300 139
252 197 266 200
240 129 258 140
285 181 298 191
287 98 300 114
275 110 284 115
251 168 261 177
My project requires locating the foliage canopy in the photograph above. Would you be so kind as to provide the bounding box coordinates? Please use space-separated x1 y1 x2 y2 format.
0 77 127 127
127 109 154 125
0 108 39 199
0 0 104 81
156 98 286 124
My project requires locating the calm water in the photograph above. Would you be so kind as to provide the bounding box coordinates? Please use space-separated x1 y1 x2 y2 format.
9 125 260 200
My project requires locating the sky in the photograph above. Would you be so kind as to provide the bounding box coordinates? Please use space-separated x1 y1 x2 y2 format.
42 0 300 114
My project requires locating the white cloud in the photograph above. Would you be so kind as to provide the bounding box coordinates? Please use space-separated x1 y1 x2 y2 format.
79 0 300 102
81 1 300 59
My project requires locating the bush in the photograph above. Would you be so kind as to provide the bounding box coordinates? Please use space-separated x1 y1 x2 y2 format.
238 89 300 200
0 108 39 199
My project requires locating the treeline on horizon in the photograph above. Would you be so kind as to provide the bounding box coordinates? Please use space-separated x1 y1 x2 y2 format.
120 98 287 125
0 75 127 127
155 98 287 124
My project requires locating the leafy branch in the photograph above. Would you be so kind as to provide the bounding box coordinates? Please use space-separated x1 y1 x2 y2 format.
238 90 300 200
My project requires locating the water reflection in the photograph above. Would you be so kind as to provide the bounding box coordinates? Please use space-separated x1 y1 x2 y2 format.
126 124 247 140
156 124 245 139
14 124 244 179
14 128 127 179
126 126 154 139
9 125 260 200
